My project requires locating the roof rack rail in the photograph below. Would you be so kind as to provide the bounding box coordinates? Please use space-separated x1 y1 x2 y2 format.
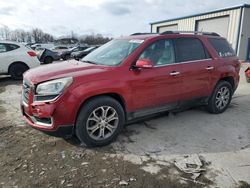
161 31 220 37
130 32 157 36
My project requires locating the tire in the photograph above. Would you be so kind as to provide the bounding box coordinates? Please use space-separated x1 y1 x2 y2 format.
75 96 125 147
9 63 29 80
207 81 233 114
63 54 70 60
44 56 53 64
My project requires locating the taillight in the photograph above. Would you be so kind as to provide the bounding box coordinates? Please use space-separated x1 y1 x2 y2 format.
27 51 37 57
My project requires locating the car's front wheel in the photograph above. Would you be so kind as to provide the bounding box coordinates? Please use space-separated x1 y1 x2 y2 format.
76 96 125 147
207 81 233 114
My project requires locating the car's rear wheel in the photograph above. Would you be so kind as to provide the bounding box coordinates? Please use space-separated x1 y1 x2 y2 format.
76 96 125 147
207 81 233 114
9 63 29 80
44 56 53 64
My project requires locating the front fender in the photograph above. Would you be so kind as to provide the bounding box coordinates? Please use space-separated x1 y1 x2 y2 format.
69 80 131 124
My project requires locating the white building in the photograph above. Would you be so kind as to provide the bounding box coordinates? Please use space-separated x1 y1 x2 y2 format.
150 4 250 61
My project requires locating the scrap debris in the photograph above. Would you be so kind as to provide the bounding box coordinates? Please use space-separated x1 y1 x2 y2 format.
174 154 206 181
119 180 129 186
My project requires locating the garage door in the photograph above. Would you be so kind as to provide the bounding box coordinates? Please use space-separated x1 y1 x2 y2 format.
157 24 178 33
196 16 229 38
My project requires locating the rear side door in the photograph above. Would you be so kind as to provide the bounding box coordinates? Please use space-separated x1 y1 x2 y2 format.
174 37 213 101
129 39 183 114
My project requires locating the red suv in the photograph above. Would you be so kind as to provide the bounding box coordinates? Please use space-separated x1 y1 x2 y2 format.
21 31 240 147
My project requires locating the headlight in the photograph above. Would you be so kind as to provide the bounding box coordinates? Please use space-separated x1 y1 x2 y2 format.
36 77 73 95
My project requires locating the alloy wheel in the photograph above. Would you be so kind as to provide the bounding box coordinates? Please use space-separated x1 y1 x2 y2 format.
215 86 230 110
86 106 119 141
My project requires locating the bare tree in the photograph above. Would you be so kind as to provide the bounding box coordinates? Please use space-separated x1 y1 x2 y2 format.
0 26 11 40
31 28 54 43
0 26 110 45
79 34 111 45
31 28 43 43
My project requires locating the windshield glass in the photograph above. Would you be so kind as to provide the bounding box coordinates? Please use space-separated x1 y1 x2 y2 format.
81 39 143 66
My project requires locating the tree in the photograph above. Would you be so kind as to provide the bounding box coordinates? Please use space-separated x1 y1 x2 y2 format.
0 26 10 40
79 34 111 45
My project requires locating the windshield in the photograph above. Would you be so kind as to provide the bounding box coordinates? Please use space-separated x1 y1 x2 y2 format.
81 39 143 66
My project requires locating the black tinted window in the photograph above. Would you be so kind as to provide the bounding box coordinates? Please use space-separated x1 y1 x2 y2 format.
208 38 235 58
175 38 206 62
6 44 19 51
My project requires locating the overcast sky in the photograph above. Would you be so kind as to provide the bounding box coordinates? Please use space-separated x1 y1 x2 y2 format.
0 0 249 37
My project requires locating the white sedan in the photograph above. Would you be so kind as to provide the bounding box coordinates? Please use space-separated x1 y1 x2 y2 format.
0 41 40 79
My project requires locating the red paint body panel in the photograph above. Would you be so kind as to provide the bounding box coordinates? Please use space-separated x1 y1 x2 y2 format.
21 34 241 134
245 67 250 78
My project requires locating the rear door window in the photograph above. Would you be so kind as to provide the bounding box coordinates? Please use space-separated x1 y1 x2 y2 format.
208 38 235 57
0 44 7 53
174 38 207 62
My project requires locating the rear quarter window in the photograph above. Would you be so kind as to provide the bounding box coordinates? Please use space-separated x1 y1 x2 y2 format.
208 38 235 58
6 44 20 51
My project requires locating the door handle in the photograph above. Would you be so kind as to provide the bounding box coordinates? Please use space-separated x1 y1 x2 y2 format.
170 71 180 76
206 66 214 70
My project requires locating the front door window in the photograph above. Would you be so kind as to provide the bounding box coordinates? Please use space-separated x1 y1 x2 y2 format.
138 39 175 66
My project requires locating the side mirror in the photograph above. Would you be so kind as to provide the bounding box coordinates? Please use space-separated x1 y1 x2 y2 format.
135 59 154 69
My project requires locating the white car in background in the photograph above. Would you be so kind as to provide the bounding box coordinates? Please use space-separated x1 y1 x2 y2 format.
0 41 40 79
30 43 54 50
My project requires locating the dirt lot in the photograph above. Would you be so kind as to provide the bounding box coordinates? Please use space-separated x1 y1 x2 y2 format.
0 63 250 188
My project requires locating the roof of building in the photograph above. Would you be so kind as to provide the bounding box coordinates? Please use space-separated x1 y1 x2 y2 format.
150 4 250 25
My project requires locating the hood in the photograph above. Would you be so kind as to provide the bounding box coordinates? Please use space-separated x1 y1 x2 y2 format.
24 60 108 84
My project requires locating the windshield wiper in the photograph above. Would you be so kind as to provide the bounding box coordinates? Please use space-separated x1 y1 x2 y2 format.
81 60 97 65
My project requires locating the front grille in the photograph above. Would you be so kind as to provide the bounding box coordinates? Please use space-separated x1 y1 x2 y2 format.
22 81 31 105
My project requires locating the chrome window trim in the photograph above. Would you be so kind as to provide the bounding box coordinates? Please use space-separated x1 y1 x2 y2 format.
154 58 213 68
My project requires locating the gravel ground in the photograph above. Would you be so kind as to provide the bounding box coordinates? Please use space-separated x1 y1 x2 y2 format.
0 63 250 188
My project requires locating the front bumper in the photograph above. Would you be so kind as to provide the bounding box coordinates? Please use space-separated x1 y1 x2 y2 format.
21 104 74 138
20 81 79 138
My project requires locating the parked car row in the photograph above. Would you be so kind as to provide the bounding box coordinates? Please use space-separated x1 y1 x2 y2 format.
0 40 101 79
59 46 89 60
35 45 99 64
71 46 100 60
